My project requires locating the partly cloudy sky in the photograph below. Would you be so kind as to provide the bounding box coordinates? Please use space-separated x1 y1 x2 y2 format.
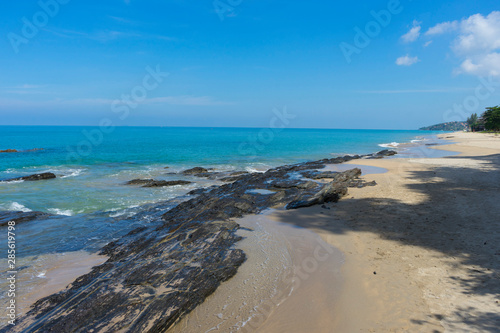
1 1 499 129
400 10 500 78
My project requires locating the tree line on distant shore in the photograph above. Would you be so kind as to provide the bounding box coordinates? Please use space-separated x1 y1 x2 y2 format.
467 106 500 132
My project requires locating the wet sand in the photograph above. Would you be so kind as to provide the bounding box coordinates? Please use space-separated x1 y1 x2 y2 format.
169 210 344 333
0 251 107 326
269 132 500 332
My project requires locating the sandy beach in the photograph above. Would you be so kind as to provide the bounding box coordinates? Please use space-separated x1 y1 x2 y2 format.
265 132 500 332
5 132 499 332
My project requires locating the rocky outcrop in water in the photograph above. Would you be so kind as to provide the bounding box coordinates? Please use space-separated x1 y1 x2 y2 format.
8 150 394 333
0 211 54 227
182 167 208 175
369 149 397 159
143 180 193 188
0 148 44 153
126 179 193 187
3 172 56 182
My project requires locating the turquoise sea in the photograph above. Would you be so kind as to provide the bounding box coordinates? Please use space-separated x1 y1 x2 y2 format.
0 126 450 257
0 126 452 321
0 126 446 216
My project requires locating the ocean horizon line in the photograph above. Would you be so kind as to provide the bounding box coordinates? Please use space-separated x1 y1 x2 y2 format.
0 124 426 131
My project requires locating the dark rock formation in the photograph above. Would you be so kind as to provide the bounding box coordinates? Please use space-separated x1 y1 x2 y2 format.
187 186 219 196
185 170 251 182
126 179 192 187
300 170 340 179
230 171 249 176
9 151 394 332
286 168 362 209
125 179 155 185
0 148 44 153
143 180 192 188
219 173 250 182
269 180 318 190
368 149 397 159
3 172 56 182
0 211 54 227
193 172 219 178
182 167 208 175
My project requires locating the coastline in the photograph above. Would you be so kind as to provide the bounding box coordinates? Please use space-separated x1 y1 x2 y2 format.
5 131 499 331
6 148 390 331
266 132 500 332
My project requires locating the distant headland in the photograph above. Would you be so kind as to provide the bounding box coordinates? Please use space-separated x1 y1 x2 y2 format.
419 121 468 131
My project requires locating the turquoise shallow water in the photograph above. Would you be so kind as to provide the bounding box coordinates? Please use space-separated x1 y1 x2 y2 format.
0 126 444 215
0 126 450 313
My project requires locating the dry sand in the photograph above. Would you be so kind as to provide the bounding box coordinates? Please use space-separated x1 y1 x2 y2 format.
268 132 500 332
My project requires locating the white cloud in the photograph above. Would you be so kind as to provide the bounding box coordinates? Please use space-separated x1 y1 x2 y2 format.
401 20 422 43
453 12 500 53
425 21 459 35
423 41 433 48
451 11 500 76
425 11 500 77
396 54 420 66
458 53 500 77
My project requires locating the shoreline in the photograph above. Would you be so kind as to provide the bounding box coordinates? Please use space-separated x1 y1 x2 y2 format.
7 148 389 331
6 131 498 331
161 134 450 332
168 209 344 333
266 131 500 332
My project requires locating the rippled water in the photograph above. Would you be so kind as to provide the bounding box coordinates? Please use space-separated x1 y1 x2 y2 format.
0 126 443 216
0 126 448 326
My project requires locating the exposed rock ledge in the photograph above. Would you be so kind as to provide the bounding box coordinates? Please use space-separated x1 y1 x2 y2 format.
6 150 395 332
125 179 193 187
1 172 56 182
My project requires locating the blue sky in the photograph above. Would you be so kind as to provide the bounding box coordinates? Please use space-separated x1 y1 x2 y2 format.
1 0 499 129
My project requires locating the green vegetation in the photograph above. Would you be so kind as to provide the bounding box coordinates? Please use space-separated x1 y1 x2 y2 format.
466 113 479 132
422 105 500 133
419 121 468 131
462 106 500 132
481 106 500 132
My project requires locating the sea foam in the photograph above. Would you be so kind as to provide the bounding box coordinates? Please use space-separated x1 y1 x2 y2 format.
1 202 32 212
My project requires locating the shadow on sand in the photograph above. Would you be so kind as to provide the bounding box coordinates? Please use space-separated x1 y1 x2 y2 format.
273 153 500 332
